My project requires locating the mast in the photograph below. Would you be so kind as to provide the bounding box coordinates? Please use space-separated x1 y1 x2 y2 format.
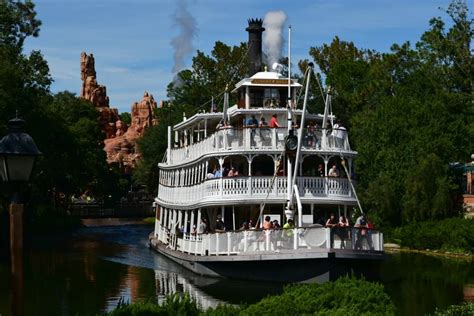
285 25 293 221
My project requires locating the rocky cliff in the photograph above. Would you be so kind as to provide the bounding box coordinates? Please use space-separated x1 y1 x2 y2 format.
80 52 158 172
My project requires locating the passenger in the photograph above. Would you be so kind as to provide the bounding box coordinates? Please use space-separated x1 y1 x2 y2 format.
213 167 222 178
227 167 237 177
197 218 207 234
259 117 267 127
317 164 324 177
248 219 255 229
325 213 338 248
272 219 280 229
305 122 316 147
207 166 217 179
338 215 350 249
269 114 280 128
239 221 249 231
325 213 338 228
263 216 273 230
247 115 259 147
282 218 295 248
216 119 226 130
354 214 373 250
247 114 258 127
215 214 226 233
328 165 339 177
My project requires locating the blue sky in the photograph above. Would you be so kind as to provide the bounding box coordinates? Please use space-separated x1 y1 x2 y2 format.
23 0 469 113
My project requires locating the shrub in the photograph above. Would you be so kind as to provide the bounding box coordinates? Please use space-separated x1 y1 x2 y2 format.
432 302 474 315
241 275 394 316
395 218 474 253
108 294 200 316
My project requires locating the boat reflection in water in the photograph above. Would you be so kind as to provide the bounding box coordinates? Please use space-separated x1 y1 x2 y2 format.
151 251 382 309
154 269 227 309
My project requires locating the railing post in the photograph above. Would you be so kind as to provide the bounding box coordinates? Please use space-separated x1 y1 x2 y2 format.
325 177 328 196
248 177 252 197
265 230 270 251
293 228 298 250
351 229 356 250
272 129 277 148
380 233 384 251
220 177 223 196
326 228 331 249
194 235 198 255
227 232 231 255
216 234 219 256
243 231 248 252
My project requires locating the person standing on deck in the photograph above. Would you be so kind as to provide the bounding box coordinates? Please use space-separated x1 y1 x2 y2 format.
215 214 226 233
269 114 280 128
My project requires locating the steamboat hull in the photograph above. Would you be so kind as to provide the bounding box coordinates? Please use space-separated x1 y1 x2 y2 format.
150 237 384 282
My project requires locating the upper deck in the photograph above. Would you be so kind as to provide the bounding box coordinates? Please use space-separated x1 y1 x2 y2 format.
162 125 354 168
161 70 354 169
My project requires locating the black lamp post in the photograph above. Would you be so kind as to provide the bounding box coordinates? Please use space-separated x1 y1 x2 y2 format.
0 116 41 316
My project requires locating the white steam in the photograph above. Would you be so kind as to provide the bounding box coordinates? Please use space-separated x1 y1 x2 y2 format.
170 0 197 74
263 11 287 69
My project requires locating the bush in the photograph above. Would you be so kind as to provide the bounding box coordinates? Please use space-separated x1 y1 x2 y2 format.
107 276 395 316
432 302 474 315
109 294 200 316
395 218 474 253
241 275 394 316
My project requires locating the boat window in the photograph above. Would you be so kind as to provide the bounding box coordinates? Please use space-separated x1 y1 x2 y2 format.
249 88 264 108
264 88 279 99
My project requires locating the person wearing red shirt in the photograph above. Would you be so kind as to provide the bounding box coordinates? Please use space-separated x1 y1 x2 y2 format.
269 114 280 128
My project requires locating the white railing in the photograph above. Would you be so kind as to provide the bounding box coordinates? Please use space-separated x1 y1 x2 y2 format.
158 226 383 256
157 176 354 207
168 128 352 165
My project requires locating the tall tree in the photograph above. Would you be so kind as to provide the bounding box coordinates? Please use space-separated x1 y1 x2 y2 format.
308 0 473 226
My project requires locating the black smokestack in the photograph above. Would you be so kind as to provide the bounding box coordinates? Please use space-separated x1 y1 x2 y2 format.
246 18 265 76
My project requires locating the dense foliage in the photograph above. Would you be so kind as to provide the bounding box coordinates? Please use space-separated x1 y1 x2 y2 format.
394 217 474 253
108 276 395 315
308 1 473 226
0 1 123 239
433 302 474 316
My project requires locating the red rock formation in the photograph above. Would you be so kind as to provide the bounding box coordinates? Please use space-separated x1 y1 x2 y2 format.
80 52 119 138
103 92 158 171
80 52 157 171
126 92 158 139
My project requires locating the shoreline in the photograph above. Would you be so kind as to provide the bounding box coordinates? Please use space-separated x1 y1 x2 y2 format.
384 243 474 261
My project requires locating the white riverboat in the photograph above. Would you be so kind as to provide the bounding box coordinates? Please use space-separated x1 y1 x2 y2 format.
149 18 384 282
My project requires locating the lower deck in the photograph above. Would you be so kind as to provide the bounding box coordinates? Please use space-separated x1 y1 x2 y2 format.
149 232 384 282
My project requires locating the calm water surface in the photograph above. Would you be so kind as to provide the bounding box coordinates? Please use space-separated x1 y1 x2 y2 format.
1 223 473 315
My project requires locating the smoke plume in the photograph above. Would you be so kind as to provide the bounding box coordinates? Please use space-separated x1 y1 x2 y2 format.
171 0 197 74
263 11 287 69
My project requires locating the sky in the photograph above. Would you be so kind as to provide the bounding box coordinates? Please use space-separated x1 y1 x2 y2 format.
23 0 471 113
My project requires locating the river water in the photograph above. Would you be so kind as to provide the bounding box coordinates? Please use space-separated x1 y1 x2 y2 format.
1 223 473 315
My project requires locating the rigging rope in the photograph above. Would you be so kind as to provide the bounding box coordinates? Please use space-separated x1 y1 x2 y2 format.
339 152 364 215
254 150 286 228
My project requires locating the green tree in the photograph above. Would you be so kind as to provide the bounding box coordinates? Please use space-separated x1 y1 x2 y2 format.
309 0 473 226
119 112 131 125
168 41 248 110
